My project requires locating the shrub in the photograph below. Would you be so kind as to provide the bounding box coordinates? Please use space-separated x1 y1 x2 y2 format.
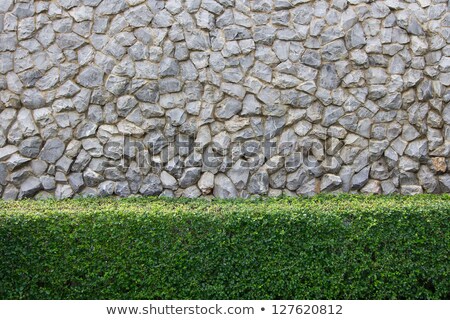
0 195 449 299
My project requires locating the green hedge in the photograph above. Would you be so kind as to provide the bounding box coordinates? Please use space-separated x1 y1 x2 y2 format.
0 195 449 299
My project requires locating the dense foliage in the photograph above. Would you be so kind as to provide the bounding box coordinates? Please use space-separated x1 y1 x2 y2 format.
0 195 449 299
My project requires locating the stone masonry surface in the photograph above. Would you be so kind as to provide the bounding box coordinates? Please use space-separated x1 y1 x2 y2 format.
1 0 450 199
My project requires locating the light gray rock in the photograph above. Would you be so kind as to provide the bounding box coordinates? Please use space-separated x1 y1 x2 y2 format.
55 184 74 199
40 138 65 164
160 171 178 190
215 98 242 120
18 137 42 158
247 170 269 195
135 82 159 103
198 172 214 195
213 173 238 198
361 180 381 194
286 169 307 191
321 174 342 192
0 0 13 13
96 0 128 15
76 66 104 88
346 23 366 49
167 108 187 126
159 57 179 77
401 185 423 195
323 40 348 61
40 175 56 191
68 173 84 192
319 64 340 89
264 116 286 139
405 139 428 161
182 185 202 198
322 106 345 127
19 177 42 198
98 181 115 197
82 139 103 157
370 160 390 180
351 166 370 190
114 181 131 197
227 159 250 190
269 169 287 189
179 168 202 188
139 174 163 196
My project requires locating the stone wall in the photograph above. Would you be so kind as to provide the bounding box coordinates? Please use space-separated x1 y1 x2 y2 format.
1 0 450 199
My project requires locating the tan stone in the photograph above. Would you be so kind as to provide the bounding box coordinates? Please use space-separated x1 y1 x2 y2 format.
432 157 447 174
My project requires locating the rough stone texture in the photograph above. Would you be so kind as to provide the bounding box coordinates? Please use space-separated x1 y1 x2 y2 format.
0 0 449 199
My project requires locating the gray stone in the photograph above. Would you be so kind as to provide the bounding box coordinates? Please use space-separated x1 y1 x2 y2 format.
227 159 250 190
254 26 276 45
286 169 307 191
139 174 163 196
0 163 7 186
322 106 344 127
124 5 153 27
321 174 342 192
264 116 286 139
301 49 321 68
167 108 187 127
0 145 18 161
198 0 222 14
40 175 56 191
82 139 103 157
40 138 65 164
247 170 269 195
404 139 428 161
19 137 43 158
96 0 128 15
370 160 390 180
351 166 369 190
269 169 287 189
0 0 13 13
179 168 202 188
76 66 104 88
297 178 316 196
215 98 242 120
319 64 340 89
323 40 348 61
145 130 167 154
19 177 42 198
159 78 182 94
198 172 214 195
114 181 131 197
68 173 84 192
346 24 367 49
135 82 159 103
182 185 202 198
220 82 246 99
55 184 74 199
2 185 18 200
98 181 115 197
159 58 179 77
82 167 102 187
118 120 145 136
401 185 423 195
159 171 177 191
361 180 381 194
213 173 237 198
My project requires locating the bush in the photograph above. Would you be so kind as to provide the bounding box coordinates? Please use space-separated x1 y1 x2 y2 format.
0 195 449 299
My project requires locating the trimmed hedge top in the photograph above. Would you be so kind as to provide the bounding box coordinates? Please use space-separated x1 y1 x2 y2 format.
0 195 449 299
